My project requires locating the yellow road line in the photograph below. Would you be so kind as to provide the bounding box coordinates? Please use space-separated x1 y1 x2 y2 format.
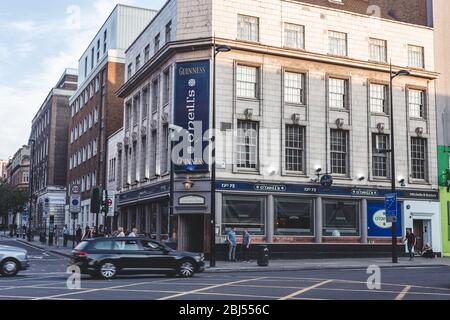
279 280 333 300
395 285 412 300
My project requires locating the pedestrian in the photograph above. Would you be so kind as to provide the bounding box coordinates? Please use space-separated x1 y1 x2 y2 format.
403 228 417 261
82 226 92 241
22 225 27 240
63 225 69 247
242 227 251 263
116 227 125 237
227 227 237 262
75 225 82 244
128 228 138 237
98 225 105 237
54 225 61 248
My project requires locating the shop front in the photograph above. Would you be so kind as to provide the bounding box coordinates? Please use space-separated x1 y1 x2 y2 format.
215 181 440 258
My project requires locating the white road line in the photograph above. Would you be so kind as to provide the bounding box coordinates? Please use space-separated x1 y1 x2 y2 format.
395 285 412 300
279 280 333 300
157 277 267 301
32 278 176 300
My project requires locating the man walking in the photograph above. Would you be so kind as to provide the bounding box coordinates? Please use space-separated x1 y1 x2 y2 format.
227 227 237 262
63 225 69 247
242 227 251 263
403 228 417 261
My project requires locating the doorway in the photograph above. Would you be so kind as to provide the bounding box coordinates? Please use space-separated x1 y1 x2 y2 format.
179 214 204 253
413 220 428 252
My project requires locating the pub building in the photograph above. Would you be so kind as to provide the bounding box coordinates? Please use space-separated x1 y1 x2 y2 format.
114 0 442 258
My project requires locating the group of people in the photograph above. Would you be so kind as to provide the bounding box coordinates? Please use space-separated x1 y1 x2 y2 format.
226 227 252 263
403 228 436 260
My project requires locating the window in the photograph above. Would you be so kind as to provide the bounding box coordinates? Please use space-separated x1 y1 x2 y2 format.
142 89 149 119
285 125 305 173
372 134 390 178
96 39 100 62
140 137 147 181
408 45 424 68
237 14 259 42
328 78 348 109
409 89 425 118
236 65 258 99
94 106 99 123
125 103 131 128
236 121 258 169
222 196 265 235
284 23 305 49
150 131 157 177
154 33 160 52
127 63 133 78
274 198 313 236
328 31 347 56
165 21 172 43
411 137 427 180
22 172 29 183
84 57 88 77
91 47 94 69
163 69 170 105
330 129 348 175
144 44 150 62
103 29 107 53
370 83 387 113
284 72 305 104
161 125 169 174
323 200 360 236
133 95 139 126
369 38 387 62
152 79 159 114
135 55 141 70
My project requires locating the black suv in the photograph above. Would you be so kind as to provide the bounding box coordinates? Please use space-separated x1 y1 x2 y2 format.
69 237 205 279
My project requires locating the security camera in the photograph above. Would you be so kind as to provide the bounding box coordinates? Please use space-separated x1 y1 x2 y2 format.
310 177 319 183
358 176 365 182
315 168 322 174
399 178 406 187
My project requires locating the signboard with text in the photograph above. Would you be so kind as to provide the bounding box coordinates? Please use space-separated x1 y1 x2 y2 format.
368 202 402 237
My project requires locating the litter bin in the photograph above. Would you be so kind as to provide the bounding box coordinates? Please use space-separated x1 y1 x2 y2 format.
257 245 270 267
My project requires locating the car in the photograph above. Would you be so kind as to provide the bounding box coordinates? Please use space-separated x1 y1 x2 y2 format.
0 245 29 277
69 237 205 279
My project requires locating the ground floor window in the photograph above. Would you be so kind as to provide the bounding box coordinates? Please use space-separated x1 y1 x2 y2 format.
150 203 157 235
160 202 169 238
323 200 360 237
274 197 314 236
139 207 146 234
222 195 265 235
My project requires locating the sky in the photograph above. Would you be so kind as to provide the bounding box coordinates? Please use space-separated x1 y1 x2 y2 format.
0 0 167 160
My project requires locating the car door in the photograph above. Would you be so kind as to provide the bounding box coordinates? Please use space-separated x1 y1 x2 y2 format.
112 239 146 270
140 240 175 270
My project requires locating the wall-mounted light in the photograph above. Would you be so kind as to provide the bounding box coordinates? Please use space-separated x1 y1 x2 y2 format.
315 167 322 174
398 178 406 187
357 176 366 182
183 176 195 191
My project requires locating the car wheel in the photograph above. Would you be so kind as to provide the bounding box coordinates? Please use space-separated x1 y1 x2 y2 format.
178 260 195 278
1 259 19 277
98 261 117 279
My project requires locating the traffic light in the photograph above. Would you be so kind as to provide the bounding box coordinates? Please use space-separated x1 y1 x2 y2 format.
91 187 102 214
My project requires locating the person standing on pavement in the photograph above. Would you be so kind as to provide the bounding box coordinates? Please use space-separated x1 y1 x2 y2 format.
128 228 138 237
227 227 237 262
403 228 417 261
116 227 125 237
75 225 82 244
242 227 251 263
63 225 69 247
54 226 61 248
82 226 92 241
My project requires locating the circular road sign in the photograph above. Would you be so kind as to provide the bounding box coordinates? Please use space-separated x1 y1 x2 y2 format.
71 185 81 195
72 199 80 206
107 199 113 207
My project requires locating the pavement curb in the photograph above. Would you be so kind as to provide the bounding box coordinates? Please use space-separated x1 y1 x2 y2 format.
15 239 72 258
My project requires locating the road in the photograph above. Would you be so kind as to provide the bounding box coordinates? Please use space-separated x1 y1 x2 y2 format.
1 238 450 301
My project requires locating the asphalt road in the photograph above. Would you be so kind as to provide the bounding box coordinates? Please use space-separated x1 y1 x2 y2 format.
1 238 450 301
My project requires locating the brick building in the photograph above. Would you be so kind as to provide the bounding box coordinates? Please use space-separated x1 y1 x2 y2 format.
29 69 78 232
65 5 157 230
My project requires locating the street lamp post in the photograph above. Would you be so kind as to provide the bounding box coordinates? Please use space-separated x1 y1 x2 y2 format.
210 42 231 268
389 63 410 264
28 139 35 242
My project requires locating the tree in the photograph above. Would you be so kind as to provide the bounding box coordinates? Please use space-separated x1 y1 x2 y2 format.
0 179 29 227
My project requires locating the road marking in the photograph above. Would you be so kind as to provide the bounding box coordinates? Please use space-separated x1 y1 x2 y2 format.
395 285 412 300
279 280 333 300
157 277 267 301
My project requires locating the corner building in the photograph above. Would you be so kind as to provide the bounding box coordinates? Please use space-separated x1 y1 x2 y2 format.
116 0 440 257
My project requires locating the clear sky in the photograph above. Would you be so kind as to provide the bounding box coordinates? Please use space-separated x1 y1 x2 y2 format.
0 0 167 160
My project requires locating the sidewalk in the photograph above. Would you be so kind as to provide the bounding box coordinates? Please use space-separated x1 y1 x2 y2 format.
6 235 450 273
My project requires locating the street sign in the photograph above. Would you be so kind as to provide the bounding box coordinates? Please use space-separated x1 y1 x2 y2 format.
106 191 115 217
385 193 397 218
71 184 81 195
70 195 81 213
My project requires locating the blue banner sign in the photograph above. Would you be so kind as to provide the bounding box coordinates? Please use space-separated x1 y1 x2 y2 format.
367 201 402 237
384 193 397 217
173 60 210 173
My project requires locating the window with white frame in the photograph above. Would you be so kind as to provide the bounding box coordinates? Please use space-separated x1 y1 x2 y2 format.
236 120 258 169
284 72 305 104
237 14 259 42
161 125 169 174
370 83 387 114
154 33 161 52
328 78 348 109
236 65 258 99
163 69 170 106
152 79 159 114
369 38 387 62
144 45 150 62
136 55 141 71
165 21 172 43
408 45 424 68
408 89 425 118
411 137 427 180
150 130 157 177
285 125 305 173
372 134 390 178
328 31 347 56
284 23 305 49
330 129 348 175
142 88 149 120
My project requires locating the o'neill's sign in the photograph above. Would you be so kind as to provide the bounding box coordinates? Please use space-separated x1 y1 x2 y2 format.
173 60 211 173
